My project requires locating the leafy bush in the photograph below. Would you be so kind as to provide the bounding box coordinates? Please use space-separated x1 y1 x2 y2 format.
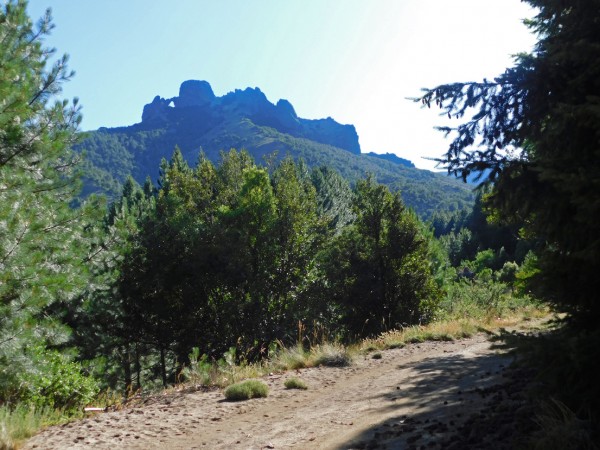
284 378 308 390
435 279 537 320
497 261 519 284
224 380 268 401
16 347 98 412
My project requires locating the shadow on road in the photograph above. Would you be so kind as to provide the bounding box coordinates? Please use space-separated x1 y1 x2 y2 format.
333 336 535 450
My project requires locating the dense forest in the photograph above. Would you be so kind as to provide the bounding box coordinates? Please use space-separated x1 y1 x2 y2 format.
1 0 599 446
76 148 444 389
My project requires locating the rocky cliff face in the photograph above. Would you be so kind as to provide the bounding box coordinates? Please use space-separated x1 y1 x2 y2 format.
174 80 215 108
139 80 361 155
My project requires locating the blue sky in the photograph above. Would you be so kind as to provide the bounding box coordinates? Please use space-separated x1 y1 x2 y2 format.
27 0 536 170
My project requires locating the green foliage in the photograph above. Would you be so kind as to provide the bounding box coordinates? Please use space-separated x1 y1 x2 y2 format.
76 109 474 219
223 380 268 401
322 176 440 336
69 175 155 393
182 348 214 386
284 377 308 390
111 150 327 384
0 0 103 406
15 347 98 411
436 279 538 321
86 149 441 389
514 251 540 296
182 347 240 387
417 0 600 322
311 165 354 233
497 261 519 284
431 190 530 269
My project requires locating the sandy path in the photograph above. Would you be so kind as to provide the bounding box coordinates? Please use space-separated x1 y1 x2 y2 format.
24 333 515 450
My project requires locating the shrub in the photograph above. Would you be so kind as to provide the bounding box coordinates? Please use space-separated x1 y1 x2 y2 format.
16 347 98 412
435 279 537 320
224 380 268 401
181 348 215 386
284 378 308 390
371 352 382 360
182 347 257 387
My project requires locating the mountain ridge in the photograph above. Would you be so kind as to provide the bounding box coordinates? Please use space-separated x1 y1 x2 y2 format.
138 79 361 154
76 80 474 218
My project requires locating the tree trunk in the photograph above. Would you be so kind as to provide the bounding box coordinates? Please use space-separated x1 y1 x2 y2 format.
160 346 167 387
123 344 132 394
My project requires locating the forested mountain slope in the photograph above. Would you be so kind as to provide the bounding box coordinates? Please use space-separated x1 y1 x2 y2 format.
76 80 473 218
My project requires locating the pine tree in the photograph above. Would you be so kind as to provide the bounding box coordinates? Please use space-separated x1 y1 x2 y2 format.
0 0 99 401
416 0 600 322
323 177 439 337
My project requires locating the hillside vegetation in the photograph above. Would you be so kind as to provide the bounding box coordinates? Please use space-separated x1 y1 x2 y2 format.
75 81 474 219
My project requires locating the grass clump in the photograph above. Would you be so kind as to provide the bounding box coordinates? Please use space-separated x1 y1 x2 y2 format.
531 399 597 450
387 341 405 349
223 380 268 401
272 344 308 371
311 343 352 367
271 342 352 370
371 352 382 360
284 378 308 390
0 404 69 450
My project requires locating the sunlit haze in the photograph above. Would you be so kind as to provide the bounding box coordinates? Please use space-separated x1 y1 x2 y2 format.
27 0 537 170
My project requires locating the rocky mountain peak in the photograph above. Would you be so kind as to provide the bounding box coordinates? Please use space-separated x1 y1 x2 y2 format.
140 79 361 154
174 80 215 108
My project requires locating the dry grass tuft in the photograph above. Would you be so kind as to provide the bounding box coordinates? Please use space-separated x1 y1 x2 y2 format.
531 399 597 450
310 343 352 367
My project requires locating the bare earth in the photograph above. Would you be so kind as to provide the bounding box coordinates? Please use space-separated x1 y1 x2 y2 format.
24 332 533 450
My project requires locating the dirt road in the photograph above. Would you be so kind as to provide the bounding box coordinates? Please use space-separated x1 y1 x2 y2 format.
24 333 528 449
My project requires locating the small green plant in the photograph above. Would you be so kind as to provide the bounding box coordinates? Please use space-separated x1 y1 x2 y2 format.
284 378 308 390
224 380 269 401
371 352 382 360
182 346 260 387
182 348 215 385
